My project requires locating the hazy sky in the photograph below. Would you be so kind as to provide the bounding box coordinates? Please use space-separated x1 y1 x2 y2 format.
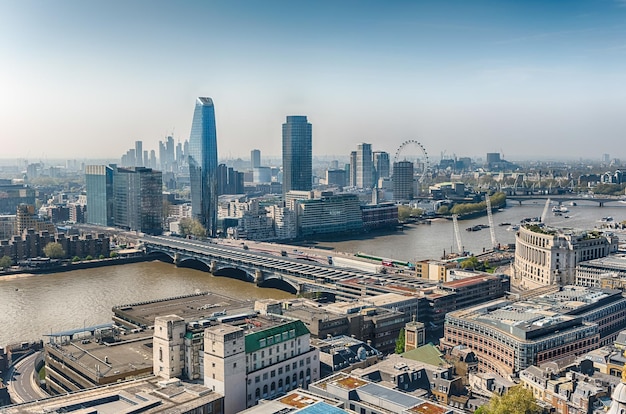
1 0 626 163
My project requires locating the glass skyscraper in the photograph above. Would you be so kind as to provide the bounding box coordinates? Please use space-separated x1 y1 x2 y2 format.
85 165 114 226
188 97 218 236
282 116 312 196
356 143 373 189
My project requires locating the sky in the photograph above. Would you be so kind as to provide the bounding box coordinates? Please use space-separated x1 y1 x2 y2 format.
1 0 626 163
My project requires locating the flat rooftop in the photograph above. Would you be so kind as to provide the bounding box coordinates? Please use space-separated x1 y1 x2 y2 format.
580 253 626 270
46 331 153 381
113 291 249 328
1 376 222 414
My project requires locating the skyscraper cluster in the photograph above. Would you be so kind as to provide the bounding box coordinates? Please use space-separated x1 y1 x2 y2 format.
119 137 189 172
347 144 390 190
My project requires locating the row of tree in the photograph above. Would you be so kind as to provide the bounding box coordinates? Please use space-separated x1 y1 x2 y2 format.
436 192 506 216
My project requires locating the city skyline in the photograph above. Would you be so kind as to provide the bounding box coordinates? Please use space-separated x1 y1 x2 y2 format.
1 1 626 161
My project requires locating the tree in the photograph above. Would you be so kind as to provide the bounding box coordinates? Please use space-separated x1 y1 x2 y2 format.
178 218 207 238
476 385 541 414
0 255 13 269
461 256 479 270
43 242 66 259
437 205 450 215
395 328 405 354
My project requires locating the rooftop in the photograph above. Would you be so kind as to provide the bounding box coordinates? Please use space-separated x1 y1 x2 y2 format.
112 291 249 328
580 253 626 270
1 376 221 414
45 331 153 381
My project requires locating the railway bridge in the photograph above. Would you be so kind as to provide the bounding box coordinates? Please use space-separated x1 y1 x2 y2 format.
141 235 396 298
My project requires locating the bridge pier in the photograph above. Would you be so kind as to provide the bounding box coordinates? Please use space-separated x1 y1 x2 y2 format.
254 269 264 285
209 261 217 273
173 253 181 266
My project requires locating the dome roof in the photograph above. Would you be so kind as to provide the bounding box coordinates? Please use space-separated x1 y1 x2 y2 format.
608 382 626 414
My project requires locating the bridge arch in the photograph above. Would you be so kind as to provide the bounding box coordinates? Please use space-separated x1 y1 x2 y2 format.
146 250 175 264
258 277 298 294
177 257 211 272
213 266 255 282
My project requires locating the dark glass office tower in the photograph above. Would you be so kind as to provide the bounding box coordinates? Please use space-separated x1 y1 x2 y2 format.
188 97 218 236
282 116 312 196
85 165 114 226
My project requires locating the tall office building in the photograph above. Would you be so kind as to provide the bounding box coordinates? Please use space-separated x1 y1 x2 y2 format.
349 151 357 187
113 167 163 235
250 149 261 169
356 143 373 189
85 165 114 226
373 151 390 187
189 97 219 236
393 161 414 201
135 141 143 167
282 116 312 196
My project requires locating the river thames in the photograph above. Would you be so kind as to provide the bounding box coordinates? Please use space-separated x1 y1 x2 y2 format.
1 201 625 347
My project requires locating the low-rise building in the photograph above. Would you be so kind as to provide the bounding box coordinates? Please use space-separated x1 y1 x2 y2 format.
1 376 223 414
576 254 626 287
442 286 626 377
309 371 465 414
519 360 618 414
312 335 382 377
514 225 618 289
154 312 320 414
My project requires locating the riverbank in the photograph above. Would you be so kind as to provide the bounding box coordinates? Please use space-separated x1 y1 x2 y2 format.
0 255 152 278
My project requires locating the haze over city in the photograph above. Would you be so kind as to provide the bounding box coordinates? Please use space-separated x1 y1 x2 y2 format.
2 0 626 161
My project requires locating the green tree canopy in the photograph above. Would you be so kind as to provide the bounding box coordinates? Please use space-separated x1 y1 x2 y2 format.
43 242 66 259
395 328 405 354
178 218 207 238
0 255 13 269
476 385 541 414
398 206 424 222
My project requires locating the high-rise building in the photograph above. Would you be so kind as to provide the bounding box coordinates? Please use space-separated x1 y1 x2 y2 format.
135 141 143 167
282 116 312 196
85 165 114 226
251 149 261 169
393 161 414 201
189 97 219 236
113 167 163 235
356 143 373 189
373 151 390 187
349 151 357 187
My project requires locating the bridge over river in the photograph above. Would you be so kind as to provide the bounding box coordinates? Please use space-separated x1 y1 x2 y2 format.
506 194 626 207
141 235 431 300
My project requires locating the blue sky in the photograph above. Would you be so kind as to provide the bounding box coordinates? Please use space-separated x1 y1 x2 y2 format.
1 0 625 162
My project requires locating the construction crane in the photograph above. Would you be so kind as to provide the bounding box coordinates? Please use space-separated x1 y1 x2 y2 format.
452 214 463 254
541 198 551 223
485 194 498 249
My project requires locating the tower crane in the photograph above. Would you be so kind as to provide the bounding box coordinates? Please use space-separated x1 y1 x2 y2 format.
485 194 498 249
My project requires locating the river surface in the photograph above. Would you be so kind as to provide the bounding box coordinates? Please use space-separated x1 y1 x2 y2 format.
1 200 625 347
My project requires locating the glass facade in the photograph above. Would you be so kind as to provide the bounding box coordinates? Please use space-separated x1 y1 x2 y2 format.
188 97 218 236
85 165 114 226
113 167 163 235
356 143 373 189
282 116 312 196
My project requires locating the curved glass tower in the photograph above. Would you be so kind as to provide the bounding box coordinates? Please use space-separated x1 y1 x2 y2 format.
188 97 218 237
